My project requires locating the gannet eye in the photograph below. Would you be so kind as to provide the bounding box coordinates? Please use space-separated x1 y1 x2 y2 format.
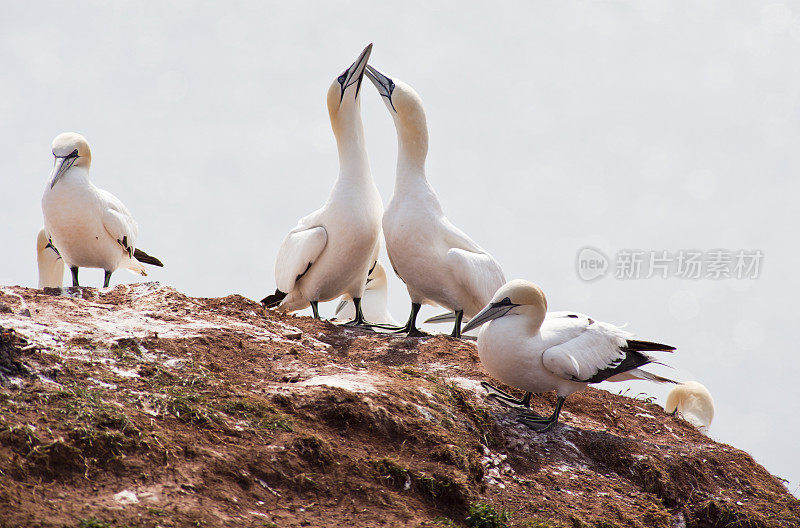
337 74 347 85
68 149 79 158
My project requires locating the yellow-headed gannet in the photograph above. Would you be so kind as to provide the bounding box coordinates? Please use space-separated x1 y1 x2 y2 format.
462 280 676 432
36 227 64 288
41 133 164 287
261 44 383 326
334 261 399 326
364 65 505 338
665 381 714 433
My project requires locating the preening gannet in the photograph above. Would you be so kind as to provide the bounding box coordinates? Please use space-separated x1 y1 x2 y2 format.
334 261 399 326
364 65 505 338
462 280 676 432
261 44 383 326
41 133 164 287
665 381 714 433
36 227 64 288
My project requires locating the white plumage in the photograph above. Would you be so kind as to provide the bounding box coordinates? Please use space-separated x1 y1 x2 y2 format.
36 227 63 288
462 280 676 431
261 44 382 324
665 381 714 433
334 261 398 326
41 132 162 288
364 65 505 337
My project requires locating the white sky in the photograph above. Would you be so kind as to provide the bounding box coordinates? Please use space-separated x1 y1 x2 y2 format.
1 1 798 496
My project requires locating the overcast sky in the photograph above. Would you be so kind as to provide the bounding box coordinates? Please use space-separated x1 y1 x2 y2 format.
2 1 798 496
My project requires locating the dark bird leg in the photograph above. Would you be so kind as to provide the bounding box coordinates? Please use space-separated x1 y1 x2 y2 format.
517 396 566 432
481 381 538 412
311 301 320 320
450 310 464 338
390 302 426 337
70 267 79 287
343 297 377 328
103 270 112 288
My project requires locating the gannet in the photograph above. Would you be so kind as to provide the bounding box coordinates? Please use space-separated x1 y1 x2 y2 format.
36 227 64 288
462 280 676 432
261 44 383 326
665 381 714 433
364 65 505 338
41 132 164 288
334 261 399 326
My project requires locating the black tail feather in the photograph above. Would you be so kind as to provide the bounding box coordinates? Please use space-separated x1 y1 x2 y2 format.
261 289 287 308
133 248 164 267
623 339 676 352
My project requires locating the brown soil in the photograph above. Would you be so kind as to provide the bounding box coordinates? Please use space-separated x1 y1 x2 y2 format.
0 283 796 528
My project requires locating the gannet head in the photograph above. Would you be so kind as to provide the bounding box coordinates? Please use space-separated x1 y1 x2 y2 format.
462 279 548 333
326 44 372 124
364 65 428 162
49 132 91 188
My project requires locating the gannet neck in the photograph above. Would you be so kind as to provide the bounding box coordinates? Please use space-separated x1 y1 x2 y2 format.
329 103 372 182
388 83 430 192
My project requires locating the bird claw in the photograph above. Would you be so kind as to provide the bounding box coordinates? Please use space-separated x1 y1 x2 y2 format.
516 414 556 432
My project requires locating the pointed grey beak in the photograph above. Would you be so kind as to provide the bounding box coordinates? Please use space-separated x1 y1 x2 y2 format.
49 149 79 188
364 64 396 112
338 43 373 104
461 298 518 333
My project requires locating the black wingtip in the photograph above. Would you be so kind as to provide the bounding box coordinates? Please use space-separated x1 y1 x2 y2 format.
261 289 287 309
623 339 676 352
133 248 164 267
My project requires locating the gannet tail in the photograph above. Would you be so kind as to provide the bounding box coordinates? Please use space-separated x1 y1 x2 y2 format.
133 248 164 267
261 289 288 308
622 339 676 352
608 368 678 384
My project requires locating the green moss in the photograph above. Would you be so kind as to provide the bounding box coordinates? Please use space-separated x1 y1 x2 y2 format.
78 518 137 528
465 502 510 528
219 397 293 431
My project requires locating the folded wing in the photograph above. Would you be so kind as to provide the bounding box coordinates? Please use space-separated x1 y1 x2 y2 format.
275 226 328 293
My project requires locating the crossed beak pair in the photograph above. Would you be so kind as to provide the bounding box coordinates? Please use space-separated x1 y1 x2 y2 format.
338 43 396 111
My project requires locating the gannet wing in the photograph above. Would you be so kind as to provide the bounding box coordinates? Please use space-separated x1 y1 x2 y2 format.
99 189 140 257
445 248 506 310
542 320 673 383
274 226 328 293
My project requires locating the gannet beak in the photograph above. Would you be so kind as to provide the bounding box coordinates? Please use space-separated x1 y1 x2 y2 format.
364 65 396 112
49 149 79 188
461 298 519 333
338 43 373 104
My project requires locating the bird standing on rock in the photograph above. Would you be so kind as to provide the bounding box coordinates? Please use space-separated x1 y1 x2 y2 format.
41 132 163 288
462 280 676 432
261 44 383 327
364 64 505 338
334 261 398 326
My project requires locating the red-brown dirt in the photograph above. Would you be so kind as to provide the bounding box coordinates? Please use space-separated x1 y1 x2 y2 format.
0 283 797 528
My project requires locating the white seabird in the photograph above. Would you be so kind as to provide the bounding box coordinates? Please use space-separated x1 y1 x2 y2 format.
36 227 64 288
261 44 383 326
41 133 164 287
334 261 399 326
665 381 714 433
364 65 505 337
462 280 676 432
